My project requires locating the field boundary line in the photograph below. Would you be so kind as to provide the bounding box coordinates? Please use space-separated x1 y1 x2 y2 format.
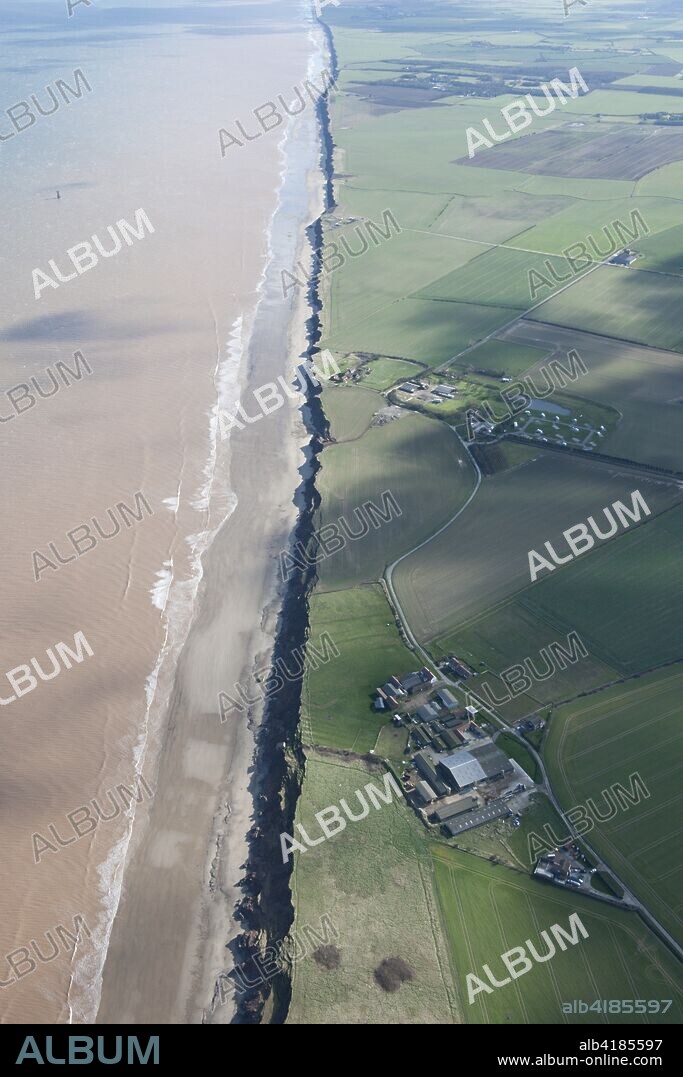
617 919 683 1005
435 250 607 373
404 224 650 267
567 702 683 762
489 882 531 1024
430 848 642 926
570 730 683 786
384 424 482 655
525 895 573 1025
610 787 683 836
553 758 683 938
416 856 463 1024
422 494 683 651
554 665 683 737
449 863 491 1024
608 922 650 1023
527 314 683 358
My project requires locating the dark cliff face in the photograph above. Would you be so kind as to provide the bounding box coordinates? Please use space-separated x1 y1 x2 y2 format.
227 19 337 1026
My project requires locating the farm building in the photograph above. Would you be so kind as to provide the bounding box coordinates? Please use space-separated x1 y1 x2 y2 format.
439 751 485 791
415 703 439 722
375 669 437 710
375 676 404 708
470 742 514 781
414 749 450 796
447 721 469 741
470 419 496 436
608 248 638 267
444 655 472 678
442 707 469 725
398 667 436 694
441 729 465 751
443 803 512 837
435 688 458 710
438 743 513 791
432 796 478 823
415 780 437 805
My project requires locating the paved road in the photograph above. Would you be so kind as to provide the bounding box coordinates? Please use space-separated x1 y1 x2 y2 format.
384 424 482 654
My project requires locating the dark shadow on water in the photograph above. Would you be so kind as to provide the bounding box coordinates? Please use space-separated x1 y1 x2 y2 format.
0 310 177 343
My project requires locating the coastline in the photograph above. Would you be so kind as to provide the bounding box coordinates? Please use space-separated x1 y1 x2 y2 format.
89 16 327 1025
0 0 330 1027
206 54 332 1024
226 11 339 1025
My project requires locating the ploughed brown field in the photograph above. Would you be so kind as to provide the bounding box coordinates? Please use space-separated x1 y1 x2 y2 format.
461 123 683 180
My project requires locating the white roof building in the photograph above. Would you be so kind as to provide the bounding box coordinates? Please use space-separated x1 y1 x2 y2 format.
439 750 486 790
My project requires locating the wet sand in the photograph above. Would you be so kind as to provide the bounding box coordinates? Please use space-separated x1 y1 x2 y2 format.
95 103 325 1025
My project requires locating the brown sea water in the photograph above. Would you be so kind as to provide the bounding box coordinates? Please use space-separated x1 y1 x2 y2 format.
0 0 319 1023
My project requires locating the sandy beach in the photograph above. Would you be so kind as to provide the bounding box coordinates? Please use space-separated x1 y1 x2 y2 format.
0 0 322 1024
95 73 325 1025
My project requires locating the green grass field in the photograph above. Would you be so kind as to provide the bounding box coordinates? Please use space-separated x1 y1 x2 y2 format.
638 160 683 199
315 411 476 589
325 294 515 367
518 502 683 676
301 585 417 752
529 265 683 352
416 246 577 310
501 322 683 473
472 440 543 475
320 383 380 442
322 227 481 343
634 221 683 276
418 190 575 245
291 0 683 1028
614 75 683 91
375 720 409 762
454 338 550 377
563 89 683 117
433 500 683 721
329 87 566 194
438 599 619 724
287 752 459 1024
359 357 426 391
393 451 681 646
432 847 683 1024
506 196 683 257
544 664 683 949
519 172 638 201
